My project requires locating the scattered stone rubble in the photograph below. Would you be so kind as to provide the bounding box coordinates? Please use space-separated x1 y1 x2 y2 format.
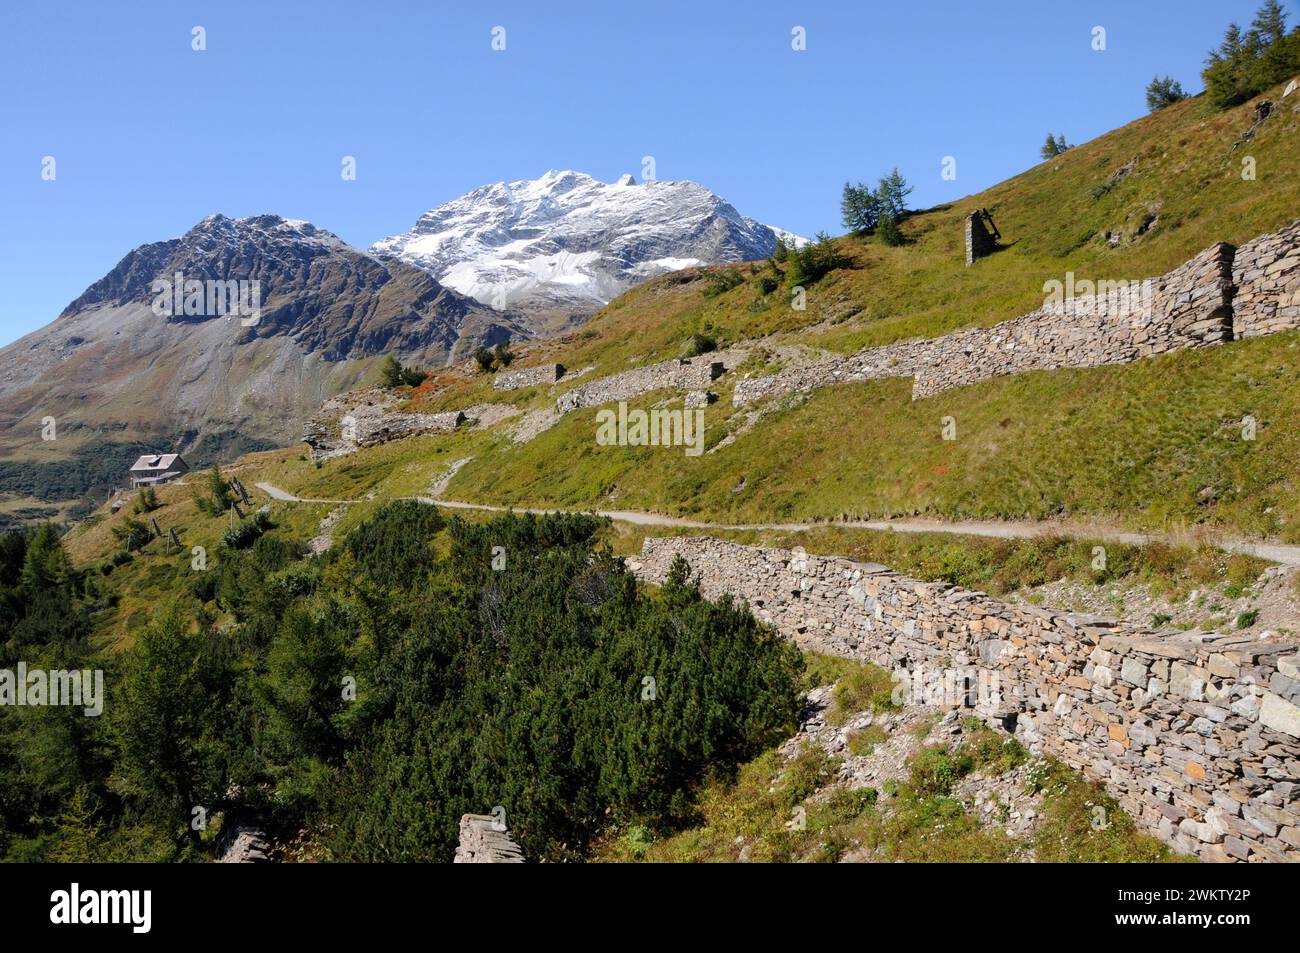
461 402 524 428
427 457 471 498
684 390 716 409
510 407 562 443
733 219 1300 406
308 506 346 556
453 814 525 863
782 684 929 792
772 687 1048 859
630 535 1300 863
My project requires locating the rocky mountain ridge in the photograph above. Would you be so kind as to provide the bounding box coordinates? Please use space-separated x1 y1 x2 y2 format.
0 213 522 510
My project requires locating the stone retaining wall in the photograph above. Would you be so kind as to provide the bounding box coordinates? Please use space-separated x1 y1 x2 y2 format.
913 241 1233 398
630 535 1300 863
734 220 1299 406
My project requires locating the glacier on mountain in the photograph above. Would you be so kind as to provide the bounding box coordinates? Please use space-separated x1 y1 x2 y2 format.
371 170 804 324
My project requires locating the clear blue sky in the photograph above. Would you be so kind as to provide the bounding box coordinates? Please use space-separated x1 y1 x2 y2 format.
0 0 1274 346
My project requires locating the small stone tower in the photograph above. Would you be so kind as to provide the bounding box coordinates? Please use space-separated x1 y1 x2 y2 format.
965 209 1000 266
453 813 525 863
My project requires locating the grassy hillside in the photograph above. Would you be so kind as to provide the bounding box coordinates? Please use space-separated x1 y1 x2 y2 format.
418 80 1300 420
60 81 1300 598
444 330 1300 540
377 82 1300 541
66 441 1284 651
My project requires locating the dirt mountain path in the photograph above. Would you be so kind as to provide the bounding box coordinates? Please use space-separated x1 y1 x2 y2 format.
253 482 1300 566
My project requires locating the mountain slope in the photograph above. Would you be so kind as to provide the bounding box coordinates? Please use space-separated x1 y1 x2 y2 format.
0 214 523 516
409 86 1298 391
371 170 802 329
332 82 1300 543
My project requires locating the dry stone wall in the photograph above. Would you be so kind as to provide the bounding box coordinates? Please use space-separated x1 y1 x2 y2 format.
494 363 564 391
1232 220 1300 339
341 406 465 448
912 241 1234 397
630 535 1300 863
303 392 465 461
555 357 725 412
734 221 1300 406
301 221 1300 453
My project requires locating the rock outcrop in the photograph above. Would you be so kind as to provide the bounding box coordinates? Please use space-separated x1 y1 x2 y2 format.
215 818 271 863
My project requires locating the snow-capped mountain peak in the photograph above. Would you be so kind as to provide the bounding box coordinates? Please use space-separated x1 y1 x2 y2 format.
371 171 804 325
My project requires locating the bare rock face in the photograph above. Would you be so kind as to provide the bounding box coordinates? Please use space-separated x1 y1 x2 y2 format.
453 814 525 863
